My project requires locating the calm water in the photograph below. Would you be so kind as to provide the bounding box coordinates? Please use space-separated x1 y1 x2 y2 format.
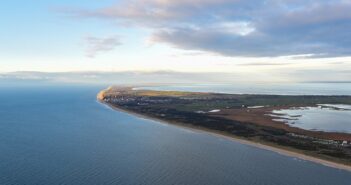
272 105 351 134
1 84 351 185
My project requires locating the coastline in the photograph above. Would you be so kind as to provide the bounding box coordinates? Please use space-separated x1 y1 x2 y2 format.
97 98 351 172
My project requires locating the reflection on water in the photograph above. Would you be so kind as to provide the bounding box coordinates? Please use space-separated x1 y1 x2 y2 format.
272 104 351 133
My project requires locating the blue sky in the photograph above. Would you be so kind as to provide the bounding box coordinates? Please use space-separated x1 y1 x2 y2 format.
1 0 350 82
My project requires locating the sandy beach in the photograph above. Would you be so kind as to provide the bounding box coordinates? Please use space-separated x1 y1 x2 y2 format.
97 97 351 172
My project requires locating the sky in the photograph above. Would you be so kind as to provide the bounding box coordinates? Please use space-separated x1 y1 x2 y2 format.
0 0 350 82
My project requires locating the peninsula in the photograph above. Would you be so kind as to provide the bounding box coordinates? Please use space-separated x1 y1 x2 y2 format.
98 86 351 170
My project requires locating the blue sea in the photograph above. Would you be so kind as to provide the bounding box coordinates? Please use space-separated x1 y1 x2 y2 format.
1 83 351 185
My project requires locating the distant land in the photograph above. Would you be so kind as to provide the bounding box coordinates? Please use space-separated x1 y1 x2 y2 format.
98 86 351 171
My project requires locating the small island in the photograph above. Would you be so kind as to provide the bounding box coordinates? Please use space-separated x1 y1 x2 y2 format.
98 86 351 170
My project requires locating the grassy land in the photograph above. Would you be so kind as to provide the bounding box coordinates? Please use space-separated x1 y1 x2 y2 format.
99 86 351 167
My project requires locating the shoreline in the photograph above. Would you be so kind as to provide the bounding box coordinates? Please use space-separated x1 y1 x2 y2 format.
97 98 351 172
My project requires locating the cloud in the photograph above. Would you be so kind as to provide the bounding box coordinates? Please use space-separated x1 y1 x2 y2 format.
68 0 351 58
84 36 121 58
238 62 292 66
0 71 249 84
2 69 350 85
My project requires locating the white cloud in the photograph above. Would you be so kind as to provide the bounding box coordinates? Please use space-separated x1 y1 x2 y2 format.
69 0 351 58
84 35 121 58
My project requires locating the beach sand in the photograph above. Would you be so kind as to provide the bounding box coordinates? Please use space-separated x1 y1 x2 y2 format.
97 98 351 172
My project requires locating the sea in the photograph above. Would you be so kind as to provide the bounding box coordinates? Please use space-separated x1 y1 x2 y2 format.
0 83 351 185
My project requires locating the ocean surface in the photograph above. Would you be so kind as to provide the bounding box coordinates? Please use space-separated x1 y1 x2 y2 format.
1 84 351 185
